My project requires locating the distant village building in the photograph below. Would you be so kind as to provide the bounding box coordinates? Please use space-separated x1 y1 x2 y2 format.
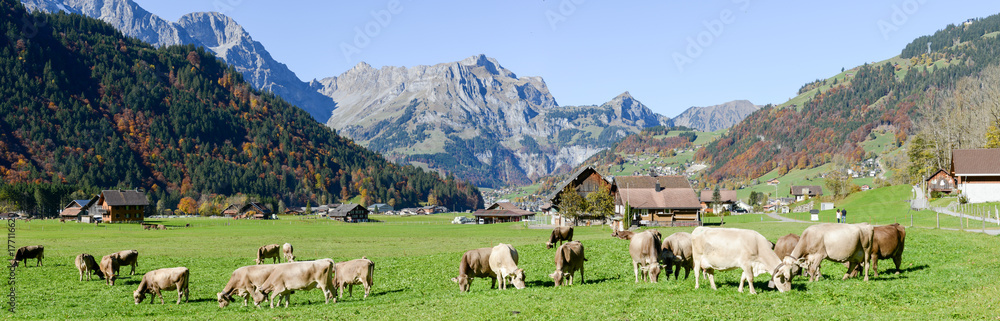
951 149 1000 203
790 186 823 202
473 202 534 224
925 169 956 194
367 203 393 214
699 189 738 213
614 175 701 227
224 202 274 219
328 203 370 222
98 190 149 223
60 197 98 222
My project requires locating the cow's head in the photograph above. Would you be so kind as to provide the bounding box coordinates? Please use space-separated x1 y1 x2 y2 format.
217 292 232 308
782 256 808 277
545 242 554 249
549 270 567 286
648 264 661 283
286 254 296 262
133 290 146 304
254 258 263 265
251 290 267 306
451 275 471 292
770 262 794 292
511 269 526 289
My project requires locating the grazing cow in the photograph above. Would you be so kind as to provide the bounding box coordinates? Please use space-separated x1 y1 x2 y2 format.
13 245 44 267
282 243 295 262
75 253 105 281
546 227 574 249
612 230 635 240
256 244 281 265
550 241 586 286
629 230 663 283
451 247 497 292
143 224 153 230
691 227 793 294
849 223 906 278
112 250 139 275
783 223 874 282
134 267 190 304
334 257 375 299
157 224 166 230
252 259 337 308
489 243 525 290
661 232 693 280
100 254 120 286
773 234 800 260
218 264 280 308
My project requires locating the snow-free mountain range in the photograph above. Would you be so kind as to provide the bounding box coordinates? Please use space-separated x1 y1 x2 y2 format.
22 0 761 187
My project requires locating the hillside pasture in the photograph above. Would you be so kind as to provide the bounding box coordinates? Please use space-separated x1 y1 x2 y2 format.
5 216 999 319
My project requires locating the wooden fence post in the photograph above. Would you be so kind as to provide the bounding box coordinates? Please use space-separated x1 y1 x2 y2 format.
936 212 939 229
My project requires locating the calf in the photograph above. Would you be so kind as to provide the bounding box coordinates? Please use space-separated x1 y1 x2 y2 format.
849 223 906 278
629 230 663 283
451 247 496 292
112 250 139 275
661 232 693 280
783 223 874 282
692 227 793 294
100 254 120 286
612 230 635 240
550 241 586 286
256 244 281 264
13 245 44 267
218 264 280 308
282 243 295 262
75 253 105 281
252 259 337 308
489 243 525 289
546 227 574 249
134 267 190 304
334 257 375 299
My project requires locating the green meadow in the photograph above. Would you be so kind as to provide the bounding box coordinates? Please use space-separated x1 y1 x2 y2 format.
5 212 999 320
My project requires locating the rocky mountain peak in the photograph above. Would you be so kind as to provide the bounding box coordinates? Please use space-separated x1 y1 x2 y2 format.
177 12 246 48
459 54 514 78
667 100 761 132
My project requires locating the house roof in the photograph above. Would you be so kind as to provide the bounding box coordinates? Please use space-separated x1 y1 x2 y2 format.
486 202 533 215
952 149 1000 175
100 190 149 206
328 203 368 217
616 187 702 210
239 202 271 214
613 176 691 190
60 208 82 217
548 166 607 202
699 190 738 203
473 209 536 217
790 186 823 196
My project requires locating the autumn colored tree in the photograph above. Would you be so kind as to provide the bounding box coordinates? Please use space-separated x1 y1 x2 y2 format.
558 184 586 226
586 184 614 222
177 197 198 215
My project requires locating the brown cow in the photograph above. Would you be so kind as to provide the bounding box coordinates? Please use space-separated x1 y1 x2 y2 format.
256 244 281 264
692 227 793 294
849 223 906 278
612 230 635 240
282 243 295 262
661 232 693 280
111 250 139 275
773 234 800 260
218 264 280 308
13 245 44 267
134 267 190 304
100 254 120 286
143 224 153 230
252 259 337 308
550 241 586 286
546 227 574 249
75 253 105 281
629 230 663 283
157 224 166 230
783 223 874 282
334 257 375 299
489 243 525 290
451 247 496 292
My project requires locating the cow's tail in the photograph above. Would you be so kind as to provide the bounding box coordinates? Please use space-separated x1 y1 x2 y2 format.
367 259 375 285
180 268 190 295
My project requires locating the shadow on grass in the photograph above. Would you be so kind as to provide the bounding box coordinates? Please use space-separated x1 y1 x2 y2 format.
375 288 406 296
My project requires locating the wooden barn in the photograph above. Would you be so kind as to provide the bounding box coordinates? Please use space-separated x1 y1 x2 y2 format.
613 175 701 226
790 186 823 202
473 202 535 224
925 169 957 194
328 203 370 222
98 190 148 223
700 189 738 213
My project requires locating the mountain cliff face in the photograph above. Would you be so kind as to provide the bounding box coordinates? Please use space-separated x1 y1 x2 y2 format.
20 0 337 122
315 55 669 187
667 100 760 132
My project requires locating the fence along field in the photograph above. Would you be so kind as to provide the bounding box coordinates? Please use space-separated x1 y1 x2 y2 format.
6 216 1000 319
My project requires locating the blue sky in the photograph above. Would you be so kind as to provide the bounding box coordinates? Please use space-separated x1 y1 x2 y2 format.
133 0 1000 117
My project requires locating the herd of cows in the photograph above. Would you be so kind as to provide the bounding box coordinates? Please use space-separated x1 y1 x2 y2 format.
10 221 906 309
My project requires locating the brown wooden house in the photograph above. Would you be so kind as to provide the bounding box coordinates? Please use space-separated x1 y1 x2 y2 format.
98 190 149 223
613 176 701 226
699 189 738 213
59 197 97 222
925 169 956 194
328 203 369 222
790 186 823 202
548 166 612 210
474 202 535 224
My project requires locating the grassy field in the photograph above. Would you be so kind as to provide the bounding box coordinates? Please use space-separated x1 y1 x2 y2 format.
7 213 1000 320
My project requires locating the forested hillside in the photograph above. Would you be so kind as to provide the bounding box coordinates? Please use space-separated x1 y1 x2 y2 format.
0 1 482 215
697 12 1000 182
